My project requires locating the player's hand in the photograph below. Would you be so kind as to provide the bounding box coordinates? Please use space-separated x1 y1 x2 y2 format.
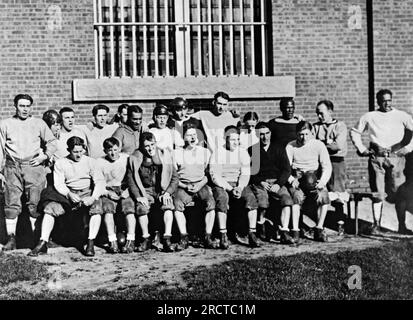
315 181 325 190
108 191 120 201
232 187 242 199
159 192 173 207
68 192 82 204
291 178 300 189
394 147 410 157
82 196 96 207
0 173 6 190
269 184 281 194
358 149 373 157
260 181 271 191
120 189 129 199
136 197 150 208
29 154 48 167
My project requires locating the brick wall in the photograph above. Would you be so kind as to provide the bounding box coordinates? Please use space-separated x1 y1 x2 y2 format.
373 0 413 114
1 0 411 192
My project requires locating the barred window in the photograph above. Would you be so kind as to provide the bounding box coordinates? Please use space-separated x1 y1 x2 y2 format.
93 0 270 78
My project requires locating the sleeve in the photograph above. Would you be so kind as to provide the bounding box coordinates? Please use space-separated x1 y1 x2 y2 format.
328 122 348 154
126 155 143 199
165 161 179 195
53 160 71 197
90 158 106 200
0 122 6 170
237 150 251 190
95 159 109 196
285 144 295 184
318 142 333 186
209 151 233 191
40 121 58 159
276 148 292 187
350 113 369 154
112 128 124 149
403 114 413 152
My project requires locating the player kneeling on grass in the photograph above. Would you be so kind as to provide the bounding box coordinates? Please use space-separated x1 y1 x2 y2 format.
286 121 332 242
96 137 133 253
126 132 178 253
210 126 259 249
173 124 217 249
29 136 105 257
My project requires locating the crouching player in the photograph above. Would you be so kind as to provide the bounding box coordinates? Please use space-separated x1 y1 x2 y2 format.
126 132 179 253
29 137 105 256
173 124 217 249
96 137 133 253
210 126 259 249
286 121 332 242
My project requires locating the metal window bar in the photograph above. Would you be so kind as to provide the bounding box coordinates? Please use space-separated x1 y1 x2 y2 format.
109 0 115 77
94 0 267 78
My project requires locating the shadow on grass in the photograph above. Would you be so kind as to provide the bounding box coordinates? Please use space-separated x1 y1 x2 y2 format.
1 240 412 300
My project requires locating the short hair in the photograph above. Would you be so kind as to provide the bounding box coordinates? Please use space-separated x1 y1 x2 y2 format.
280 97 295 110
296 121 313 133
243 112 259 123
118 104 129 114
140 132 156 150
42 110 62 128
59 107 74 116
127 104 143 118
224 125 240 138
256 122 269 130
153 103 169 117
214 91 230 101
14 94 33 106
376 89 393 101
170 97 188 111
67 136 86 151
103 137 120 150
183 122 199 136
92 104 109 116
317 100 334 111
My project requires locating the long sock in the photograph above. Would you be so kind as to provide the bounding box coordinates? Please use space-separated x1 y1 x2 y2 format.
29 217 37 232
163 210 173 237
372 202 383 226
40 214 55 242
248 210 257 231
88 215 102 240
5 218 17 236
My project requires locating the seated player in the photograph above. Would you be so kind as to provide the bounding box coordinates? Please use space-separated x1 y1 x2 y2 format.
286 121 332 242
173 124 217 249
248 122 296 244
210 126 259 249
126 132 178 253
96 137 133 253
29 136 105 257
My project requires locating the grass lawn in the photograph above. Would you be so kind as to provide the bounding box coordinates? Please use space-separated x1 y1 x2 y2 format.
1 239 412 300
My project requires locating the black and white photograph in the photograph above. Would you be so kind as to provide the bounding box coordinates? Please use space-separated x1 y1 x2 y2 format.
0 0 412 308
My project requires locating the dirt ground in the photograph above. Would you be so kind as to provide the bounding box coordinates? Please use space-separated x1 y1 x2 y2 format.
1 199 413 295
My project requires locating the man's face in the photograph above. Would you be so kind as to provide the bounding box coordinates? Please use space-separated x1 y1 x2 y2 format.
94 109 108 128
297 129 312 145
259 127 271 146
154 115 168 129
245 119 257 131
61 111 75 131
129 111 142 131
174 107 188 121
15 98 32 120
105 144 120 162
316 104 333 124
281 101 295 120
120 108 128 124
69 145 85 162
225 132 240 151
50 123 61 139
213 97 229 115
184 128 199 147
143 139 156 157
378 93 393 112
